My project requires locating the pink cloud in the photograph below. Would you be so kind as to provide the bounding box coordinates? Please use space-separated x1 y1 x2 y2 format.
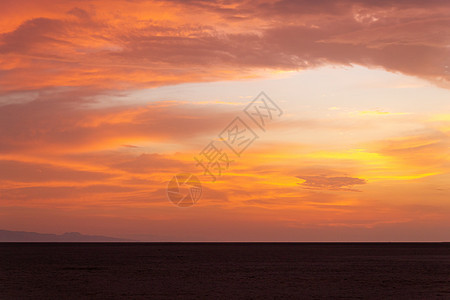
0 0 448 93
0 89 237 154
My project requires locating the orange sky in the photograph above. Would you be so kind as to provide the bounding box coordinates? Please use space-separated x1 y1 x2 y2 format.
0 0 449 241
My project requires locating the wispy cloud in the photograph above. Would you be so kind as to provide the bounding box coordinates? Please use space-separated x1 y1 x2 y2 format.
1 0 448 94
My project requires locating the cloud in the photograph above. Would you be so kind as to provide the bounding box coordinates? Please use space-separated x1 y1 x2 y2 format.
297 175 367 191
0 185 137 202
0 0 448 93
0 88 237 154
357 110 410 116
0 0 449 240
370 130 450 170
112 153 189 174
0 160 112 183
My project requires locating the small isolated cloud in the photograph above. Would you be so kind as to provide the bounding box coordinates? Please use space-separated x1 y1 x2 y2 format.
297 175 367 192
357 110 411 116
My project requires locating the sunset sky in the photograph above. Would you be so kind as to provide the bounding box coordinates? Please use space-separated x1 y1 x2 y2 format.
0 0 449 241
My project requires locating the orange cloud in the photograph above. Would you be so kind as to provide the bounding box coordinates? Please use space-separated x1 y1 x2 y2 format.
0 0 449 241
297 175 367 192
0 90 238 155
0 0 448 93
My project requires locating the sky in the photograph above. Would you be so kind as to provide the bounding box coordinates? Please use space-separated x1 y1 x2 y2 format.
0 0 449 241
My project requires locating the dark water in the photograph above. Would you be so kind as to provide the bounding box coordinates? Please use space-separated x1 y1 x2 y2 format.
1 243 450 299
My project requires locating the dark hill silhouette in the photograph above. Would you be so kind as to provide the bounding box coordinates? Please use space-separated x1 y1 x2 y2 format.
0 230 135 242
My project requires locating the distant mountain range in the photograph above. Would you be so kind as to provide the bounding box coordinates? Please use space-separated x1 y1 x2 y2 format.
0 230 136 242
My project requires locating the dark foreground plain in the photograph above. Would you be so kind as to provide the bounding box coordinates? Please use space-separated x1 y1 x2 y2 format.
1 243 450 299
